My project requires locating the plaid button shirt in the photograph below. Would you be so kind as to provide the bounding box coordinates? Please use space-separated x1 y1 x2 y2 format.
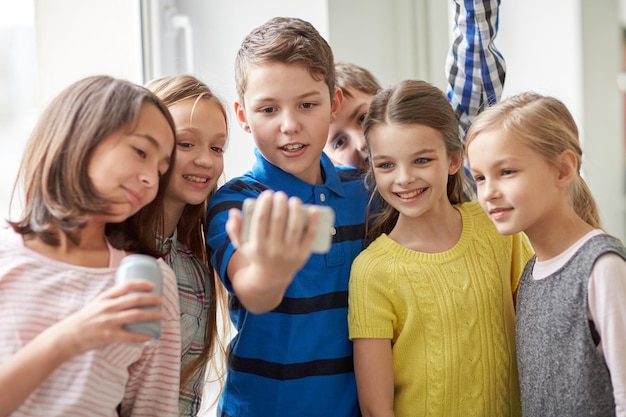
163 230 210 416
446 0 506 142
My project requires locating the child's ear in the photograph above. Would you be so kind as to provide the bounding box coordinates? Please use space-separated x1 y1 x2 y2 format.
330 87 343 123
234 101 251 133
448 151 463 175
556 149 578 187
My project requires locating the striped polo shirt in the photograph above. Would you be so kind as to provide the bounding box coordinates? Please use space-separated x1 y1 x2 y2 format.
206 149 369 417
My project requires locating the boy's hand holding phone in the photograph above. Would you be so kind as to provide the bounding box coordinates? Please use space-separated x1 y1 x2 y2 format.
224 190 335 313
240 196 335 254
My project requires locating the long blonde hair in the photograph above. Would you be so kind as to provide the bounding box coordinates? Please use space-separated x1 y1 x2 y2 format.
146 74 229 402
466 92 602 229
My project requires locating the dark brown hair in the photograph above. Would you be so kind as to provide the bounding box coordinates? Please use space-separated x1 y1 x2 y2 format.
10 75 176 256
362 79 472 242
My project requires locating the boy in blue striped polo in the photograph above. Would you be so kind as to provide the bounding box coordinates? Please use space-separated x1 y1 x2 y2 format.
205 16 369 417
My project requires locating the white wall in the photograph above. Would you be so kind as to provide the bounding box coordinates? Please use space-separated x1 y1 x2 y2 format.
497 1 583 111
34 0 144 104
580 0 625 242
327 0 448 90
0 0 37 223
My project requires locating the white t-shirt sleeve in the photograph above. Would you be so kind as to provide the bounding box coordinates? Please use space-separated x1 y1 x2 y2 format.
588 252 626 417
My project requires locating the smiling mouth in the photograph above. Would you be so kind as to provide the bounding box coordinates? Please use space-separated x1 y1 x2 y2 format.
183 174 208 183
281 144 304 152
396 188 426 199
123 187 141 204
489 207 512 217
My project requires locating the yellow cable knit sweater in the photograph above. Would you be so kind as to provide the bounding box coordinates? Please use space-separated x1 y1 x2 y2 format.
348 202 533 417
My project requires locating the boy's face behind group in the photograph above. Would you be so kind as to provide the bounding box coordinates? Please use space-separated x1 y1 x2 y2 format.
325 87 374 171
235 62 341 185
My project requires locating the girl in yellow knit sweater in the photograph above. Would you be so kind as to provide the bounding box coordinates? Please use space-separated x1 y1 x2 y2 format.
347 80 533 417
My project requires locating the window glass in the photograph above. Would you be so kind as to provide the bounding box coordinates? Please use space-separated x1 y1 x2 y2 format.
0 0 37 222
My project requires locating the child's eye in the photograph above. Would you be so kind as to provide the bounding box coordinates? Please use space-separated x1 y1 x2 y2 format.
472 174 485 182
502 169 516 176
177 142 193 149
415 158 430 165
301 102 315 109
333 136 347 150
133 147 147 159
260 107 276 114
357 112 367 125
211 146 225 154
376 162 393 169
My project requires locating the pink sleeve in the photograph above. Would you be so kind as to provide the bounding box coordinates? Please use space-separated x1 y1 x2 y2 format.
119 260 181 417
588 252 626 417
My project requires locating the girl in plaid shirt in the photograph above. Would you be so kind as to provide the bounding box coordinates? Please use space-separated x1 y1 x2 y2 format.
147 75 229 416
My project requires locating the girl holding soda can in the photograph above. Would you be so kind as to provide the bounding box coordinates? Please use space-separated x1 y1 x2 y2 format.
0 75 181 417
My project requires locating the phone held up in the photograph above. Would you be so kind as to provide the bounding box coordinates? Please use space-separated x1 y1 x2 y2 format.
239 198 335 254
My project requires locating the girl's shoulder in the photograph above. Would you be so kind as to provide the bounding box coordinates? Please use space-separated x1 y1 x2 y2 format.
352 234 418 275
353 235 393 265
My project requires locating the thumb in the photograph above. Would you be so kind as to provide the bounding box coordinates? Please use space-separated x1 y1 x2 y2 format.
226 208 243 249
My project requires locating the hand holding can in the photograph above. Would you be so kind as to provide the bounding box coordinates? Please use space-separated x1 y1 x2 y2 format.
114 254 163 341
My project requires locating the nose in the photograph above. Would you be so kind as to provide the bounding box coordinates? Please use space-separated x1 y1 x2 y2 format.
355 134 367 153
194 149 213 168
355 135 369 168
139 167 159 188
280 109 300 134
395 164 415 186
481 178 500 201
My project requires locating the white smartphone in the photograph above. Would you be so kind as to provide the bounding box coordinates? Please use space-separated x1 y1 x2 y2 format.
239 198 335 254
